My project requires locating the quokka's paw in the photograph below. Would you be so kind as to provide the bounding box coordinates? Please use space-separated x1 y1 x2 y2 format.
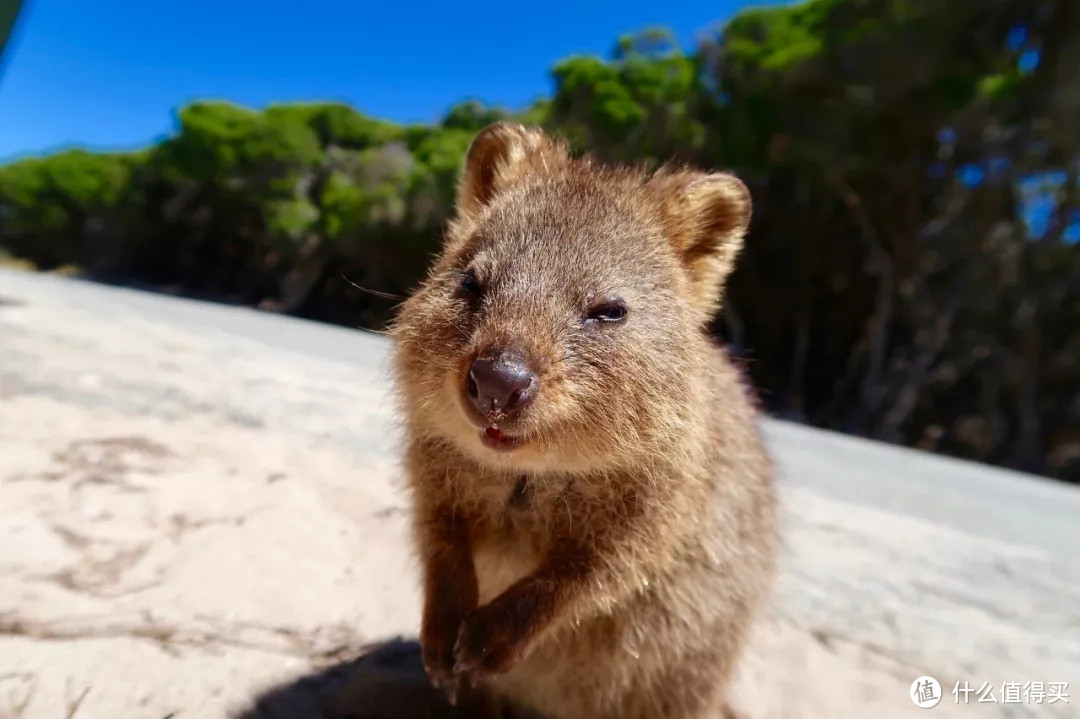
420 609 467 703
452 603 530 678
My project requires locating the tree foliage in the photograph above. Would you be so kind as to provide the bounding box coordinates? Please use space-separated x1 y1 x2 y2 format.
2 0 1078 481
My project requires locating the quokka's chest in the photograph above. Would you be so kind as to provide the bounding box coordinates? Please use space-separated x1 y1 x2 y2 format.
469 475 573 604
471 536 542 605
471 484 546 603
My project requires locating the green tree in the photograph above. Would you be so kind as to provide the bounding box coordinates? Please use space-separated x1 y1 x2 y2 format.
549 27 707 163
0 150 139 269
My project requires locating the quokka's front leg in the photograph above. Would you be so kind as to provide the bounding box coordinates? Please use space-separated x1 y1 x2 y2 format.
453 542 596 678
417 504 478 704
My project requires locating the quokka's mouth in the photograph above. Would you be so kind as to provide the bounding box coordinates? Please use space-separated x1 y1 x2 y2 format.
456 378 530 452
480 425 526 452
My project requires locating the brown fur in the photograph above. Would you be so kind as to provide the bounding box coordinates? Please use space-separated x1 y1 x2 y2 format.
390 123 776 719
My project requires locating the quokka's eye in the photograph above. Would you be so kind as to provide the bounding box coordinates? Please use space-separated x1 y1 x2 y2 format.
585 300 628 325
460 270 483 299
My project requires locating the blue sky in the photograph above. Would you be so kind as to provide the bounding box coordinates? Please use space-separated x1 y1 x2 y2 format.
0 0 767 162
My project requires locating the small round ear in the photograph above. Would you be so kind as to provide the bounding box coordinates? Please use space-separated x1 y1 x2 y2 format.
456 123 562 217
650 170 752 321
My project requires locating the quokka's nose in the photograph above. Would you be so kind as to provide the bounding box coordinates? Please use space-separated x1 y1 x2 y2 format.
466 350 537 417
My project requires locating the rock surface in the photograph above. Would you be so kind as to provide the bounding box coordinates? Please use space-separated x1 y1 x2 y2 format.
1 268 1077 718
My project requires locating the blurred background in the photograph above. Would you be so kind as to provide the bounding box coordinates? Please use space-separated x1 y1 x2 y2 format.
1 0 1077 484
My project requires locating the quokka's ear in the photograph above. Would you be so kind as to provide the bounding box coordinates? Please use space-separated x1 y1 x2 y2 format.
456 122 564 217
649 170 752 321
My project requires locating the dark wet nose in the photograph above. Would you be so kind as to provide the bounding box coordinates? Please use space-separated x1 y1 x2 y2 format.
467 350 538 417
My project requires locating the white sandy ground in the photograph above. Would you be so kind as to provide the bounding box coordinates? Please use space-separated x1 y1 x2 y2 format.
0 267 1077 719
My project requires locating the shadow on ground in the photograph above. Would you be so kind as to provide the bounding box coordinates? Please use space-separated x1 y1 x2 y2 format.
235 637 738 719
236 637 461 719
236 635 745 719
